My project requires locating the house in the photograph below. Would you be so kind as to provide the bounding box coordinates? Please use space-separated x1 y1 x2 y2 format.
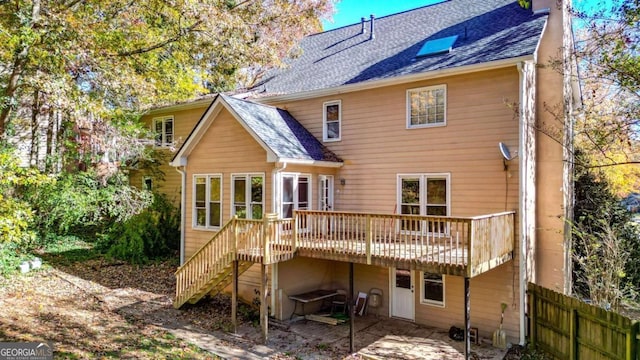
146 0 579 354
623 193 640 213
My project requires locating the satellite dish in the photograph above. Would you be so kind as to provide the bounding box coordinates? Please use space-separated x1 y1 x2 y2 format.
499 142 516 161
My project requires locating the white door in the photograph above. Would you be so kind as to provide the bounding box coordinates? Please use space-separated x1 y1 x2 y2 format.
319 175 333 211
391 268 415 320
318 175 334 234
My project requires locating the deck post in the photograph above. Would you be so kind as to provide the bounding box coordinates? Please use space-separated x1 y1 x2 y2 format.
232 260 238 333
233 215 239 253
464 277 471 360
365 215 372 265
349 262 354 353
263 213 276 263
292 211 298 252
261 263 268 344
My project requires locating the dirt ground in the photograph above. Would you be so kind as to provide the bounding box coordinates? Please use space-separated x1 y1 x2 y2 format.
0 258 358 359
0 257 519 359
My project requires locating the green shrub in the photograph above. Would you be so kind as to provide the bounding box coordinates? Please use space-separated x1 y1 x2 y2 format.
28 171 152 236
0 143 47 249
572 151 640 307
0 242 32 279
99 193 179 263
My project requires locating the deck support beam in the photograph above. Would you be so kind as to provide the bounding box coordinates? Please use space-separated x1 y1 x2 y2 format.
349 262 354 353
464 277 471 360
232 260 238 333
261 264 268 344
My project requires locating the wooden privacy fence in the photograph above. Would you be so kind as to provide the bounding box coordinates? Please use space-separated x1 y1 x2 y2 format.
529 283 640 360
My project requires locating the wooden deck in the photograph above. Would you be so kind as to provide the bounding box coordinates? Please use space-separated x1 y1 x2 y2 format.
175 210 515 307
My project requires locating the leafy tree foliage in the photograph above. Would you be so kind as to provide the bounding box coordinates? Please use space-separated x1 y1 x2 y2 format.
572 152 640 309
571 0 640 196
0 0 333 174
0 142 49 245
0 0 332 266
27 171 152 236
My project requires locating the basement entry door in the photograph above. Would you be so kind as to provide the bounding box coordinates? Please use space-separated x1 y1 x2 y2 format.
391 268 414 320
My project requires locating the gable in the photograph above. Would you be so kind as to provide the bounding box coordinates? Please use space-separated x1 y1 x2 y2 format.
170 94 342 167
188 107 267 169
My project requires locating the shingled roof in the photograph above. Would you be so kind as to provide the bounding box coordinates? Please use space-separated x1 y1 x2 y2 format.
221 95 342 163
171 94 342 166
253 0 548 95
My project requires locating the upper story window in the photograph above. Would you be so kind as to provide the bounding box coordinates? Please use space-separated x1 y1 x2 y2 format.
193 174 222 229
153 116 174 147
407 85 446 128
323 100 341 142
232 174 264 220
142 176 153 191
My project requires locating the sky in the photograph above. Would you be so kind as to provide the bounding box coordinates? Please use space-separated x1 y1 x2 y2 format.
321 0 609 31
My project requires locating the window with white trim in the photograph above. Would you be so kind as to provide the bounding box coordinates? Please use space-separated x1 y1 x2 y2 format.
153 116 174 147
142 176 153 191
421 272 445 306
232 174 264 219
193 174 222 229
282 174 311 218
323 100 341 142
398 174 450 233
407 85 446 128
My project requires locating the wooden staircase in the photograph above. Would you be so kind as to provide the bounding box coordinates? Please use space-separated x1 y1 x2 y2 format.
174 215 296 309
174 219 259 308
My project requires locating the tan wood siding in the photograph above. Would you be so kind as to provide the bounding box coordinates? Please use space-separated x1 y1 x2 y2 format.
533 2 571 292
276 257 335 319
183 108 272 258
133 107 207 205
275 68 522 339
275 68 520 218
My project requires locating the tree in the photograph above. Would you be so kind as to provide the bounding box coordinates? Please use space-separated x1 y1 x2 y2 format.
0 0 334 167
571 0 640 196
572 152 640 309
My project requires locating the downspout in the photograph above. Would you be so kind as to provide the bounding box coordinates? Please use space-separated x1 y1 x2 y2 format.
176 166 187 265
270 161 287 318
517 62 527 345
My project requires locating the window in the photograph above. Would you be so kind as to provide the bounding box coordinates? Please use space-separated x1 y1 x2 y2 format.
323 100 341 142
398 174 450 233
407 85 446 128
416 35 458 57
142 176 153 191
193 174 222 229
232 174 264 219
153 116 174 147
282 174 311 218
421 273 445 306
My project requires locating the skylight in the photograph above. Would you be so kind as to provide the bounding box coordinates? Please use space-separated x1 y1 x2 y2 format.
416 35 459 57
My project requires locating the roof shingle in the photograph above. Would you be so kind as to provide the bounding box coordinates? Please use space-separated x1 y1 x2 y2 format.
253 0 548 95
221 94 342 163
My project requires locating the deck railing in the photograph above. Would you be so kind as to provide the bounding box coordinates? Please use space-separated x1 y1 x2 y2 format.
175 216 292 306
294 210 515 277
176 210 515 306
175 218 240 307
469 212 515 276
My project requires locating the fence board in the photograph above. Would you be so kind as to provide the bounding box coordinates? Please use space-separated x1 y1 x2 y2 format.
528 283 639 360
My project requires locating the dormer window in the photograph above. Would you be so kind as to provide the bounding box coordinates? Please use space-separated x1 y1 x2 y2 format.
407 85 446 128
323 100 341 142
153 116 174 147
